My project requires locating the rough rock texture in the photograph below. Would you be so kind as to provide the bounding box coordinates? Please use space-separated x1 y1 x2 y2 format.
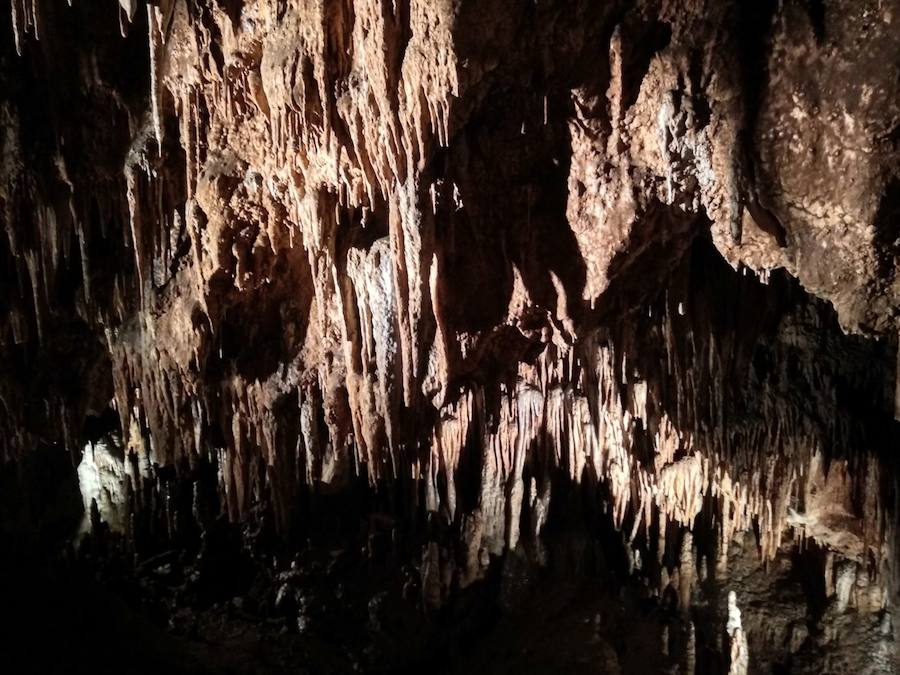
2 1 900 673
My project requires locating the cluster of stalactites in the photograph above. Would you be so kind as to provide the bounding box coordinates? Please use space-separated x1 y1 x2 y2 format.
423 341 872 582
107 302 889 593
11 1 143 49
9 0 42 56
5 1 894 604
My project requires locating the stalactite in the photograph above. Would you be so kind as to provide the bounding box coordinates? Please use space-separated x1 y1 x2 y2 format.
895 339 900 421
147 4 164 154
10 0 24 56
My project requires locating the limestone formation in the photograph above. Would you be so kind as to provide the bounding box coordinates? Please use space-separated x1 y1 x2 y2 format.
1 1 899 673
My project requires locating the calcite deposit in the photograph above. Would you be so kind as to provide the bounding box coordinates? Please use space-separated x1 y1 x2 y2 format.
1 1 899 673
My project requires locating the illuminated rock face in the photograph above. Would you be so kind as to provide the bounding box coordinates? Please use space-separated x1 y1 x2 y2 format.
1 1 899 672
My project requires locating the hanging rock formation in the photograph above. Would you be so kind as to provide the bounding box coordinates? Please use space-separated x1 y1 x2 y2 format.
1 1 899 673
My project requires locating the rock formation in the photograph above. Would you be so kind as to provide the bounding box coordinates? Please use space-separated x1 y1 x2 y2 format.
1 1 899 673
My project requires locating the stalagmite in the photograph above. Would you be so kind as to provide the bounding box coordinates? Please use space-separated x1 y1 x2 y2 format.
726 591 748 675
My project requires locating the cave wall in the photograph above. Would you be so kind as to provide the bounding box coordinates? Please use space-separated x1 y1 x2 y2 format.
1 1 900 672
